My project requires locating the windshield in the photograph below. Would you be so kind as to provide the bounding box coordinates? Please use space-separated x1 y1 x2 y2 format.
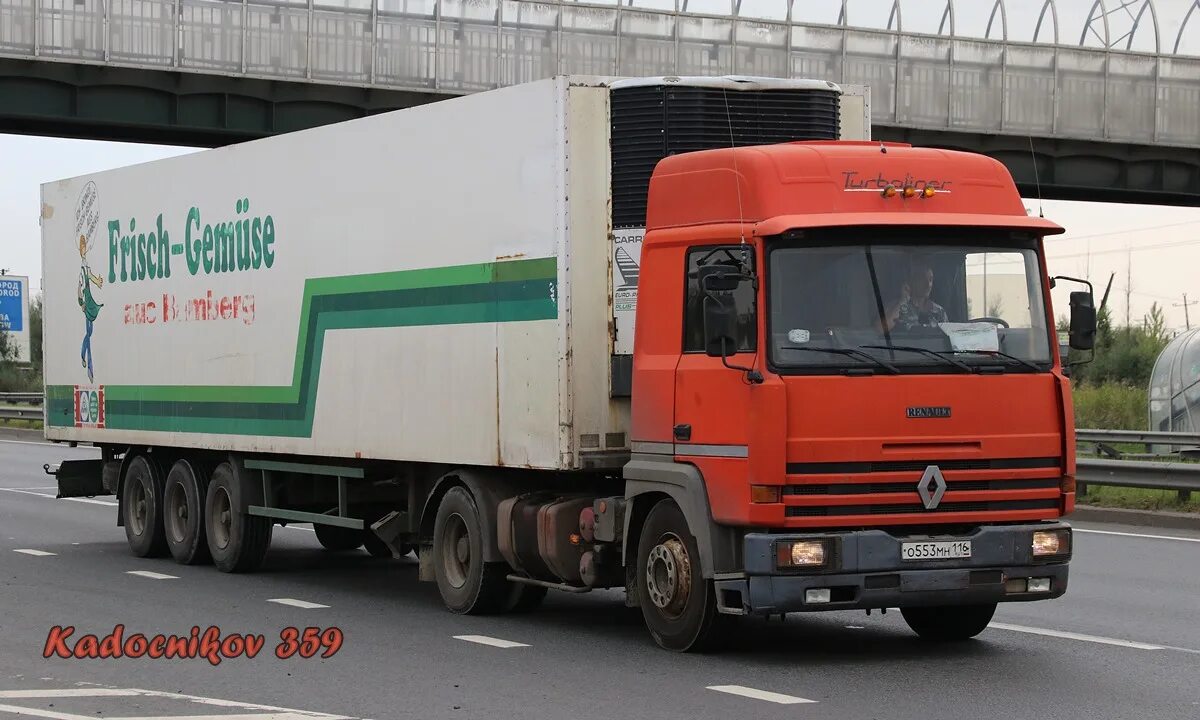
768 231 1053 373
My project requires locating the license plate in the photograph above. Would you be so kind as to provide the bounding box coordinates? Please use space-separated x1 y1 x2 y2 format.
901 540 972 561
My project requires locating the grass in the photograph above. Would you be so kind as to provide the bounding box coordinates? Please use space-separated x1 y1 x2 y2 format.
1077 485 1200 513
1072 382 1148 430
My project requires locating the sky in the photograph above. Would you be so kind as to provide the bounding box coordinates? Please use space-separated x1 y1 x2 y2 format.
2 133 1198 334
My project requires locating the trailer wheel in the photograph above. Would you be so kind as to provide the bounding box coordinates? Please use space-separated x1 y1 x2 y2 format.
205 462 272 573
163 459 211 565
432 486 513 614
314 525 364 552
636 498 725 652
901 603 997 641
121 455 168 558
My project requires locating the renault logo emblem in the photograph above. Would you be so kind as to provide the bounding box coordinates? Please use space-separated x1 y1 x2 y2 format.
918 465 947 510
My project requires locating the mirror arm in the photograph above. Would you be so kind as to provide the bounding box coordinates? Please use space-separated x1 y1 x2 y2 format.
717 339 765 385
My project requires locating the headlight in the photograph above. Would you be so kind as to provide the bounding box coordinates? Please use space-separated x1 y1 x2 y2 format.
776 539 830 569
1032 529 1071 557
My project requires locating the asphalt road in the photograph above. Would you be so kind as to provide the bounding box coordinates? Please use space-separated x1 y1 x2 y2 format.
1 431 1197 720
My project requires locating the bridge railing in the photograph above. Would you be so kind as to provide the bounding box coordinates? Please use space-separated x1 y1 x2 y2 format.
1 0 1197 146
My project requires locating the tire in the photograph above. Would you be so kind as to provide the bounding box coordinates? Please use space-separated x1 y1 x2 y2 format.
204 461 272 573
901 603 997 641
431 486 514 614
636 499 725 652
121 455 168 558
315 525 364 552
163 459 211 565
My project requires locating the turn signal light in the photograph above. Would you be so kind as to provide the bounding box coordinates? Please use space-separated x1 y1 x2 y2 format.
750 485 781 504
921 186 936 198
881 184 897 198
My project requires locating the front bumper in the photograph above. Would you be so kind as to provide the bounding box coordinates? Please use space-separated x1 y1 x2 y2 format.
714 523 1070 616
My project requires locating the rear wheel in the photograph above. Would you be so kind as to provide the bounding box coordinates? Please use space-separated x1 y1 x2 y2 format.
205 462 272 573
636 499 725 652
432 486 514 614
901 603 997 641
122 455 168 558
163 459 211 565
314 525 364 552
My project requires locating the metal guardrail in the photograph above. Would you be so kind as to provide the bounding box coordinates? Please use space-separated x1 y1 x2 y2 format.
1076 458 1200 493
1076 429 1200 447
0 405 42 420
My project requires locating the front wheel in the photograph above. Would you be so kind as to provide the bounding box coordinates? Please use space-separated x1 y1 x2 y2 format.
901 603 997 641
636 499 725 652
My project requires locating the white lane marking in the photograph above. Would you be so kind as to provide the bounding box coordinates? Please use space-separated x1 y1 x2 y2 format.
267 598 329 609
989 622 1163 650
845 625 866 630
0 703 86 720
13 549 56 557
9 486 57 491
125 570 179 580
1075 528 1200 544
0 686 349 718
0 689 142 698
0 487 117 506
108 715 340 720
66 497 118 506
706 685 817 705
452 635 529 649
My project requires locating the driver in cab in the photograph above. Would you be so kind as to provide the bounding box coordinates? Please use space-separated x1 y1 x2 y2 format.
882 257 947 331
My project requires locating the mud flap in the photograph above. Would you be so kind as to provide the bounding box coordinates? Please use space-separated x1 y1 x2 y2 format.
46 459 108 498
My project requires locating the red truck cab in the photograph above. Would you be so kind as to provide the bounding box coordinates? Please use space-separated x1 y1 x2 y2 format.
624 141 1087 650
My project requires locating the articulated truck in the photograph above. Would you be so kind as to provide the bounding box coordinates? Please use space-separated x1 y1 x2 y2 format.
42 75 1097 651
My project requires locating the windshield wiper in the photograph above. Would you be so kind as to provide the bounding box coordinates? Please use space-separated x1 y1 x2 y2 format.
936 349 1042 372
860 345 973 373
782 346 900 374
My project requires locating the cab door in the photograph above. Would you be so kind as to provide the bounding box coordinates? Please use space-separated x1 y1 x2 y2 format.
672 245 757 456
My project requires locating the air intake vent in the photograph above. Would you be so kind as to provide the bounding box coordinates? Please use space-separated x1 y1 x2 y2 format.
610 84 841 229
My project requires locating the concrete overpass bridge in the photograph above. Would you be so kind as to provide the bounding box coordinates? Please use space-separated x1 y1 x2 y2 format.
2 0 1199 203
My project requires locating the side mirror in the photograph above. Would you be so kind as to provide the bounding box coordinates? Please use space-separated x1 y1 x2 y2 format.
1068 291 1096 351
699 265 741 358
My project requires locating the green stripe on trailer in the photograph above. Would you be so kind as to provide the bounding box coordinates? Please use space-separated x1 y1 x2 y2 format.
46 257 557 436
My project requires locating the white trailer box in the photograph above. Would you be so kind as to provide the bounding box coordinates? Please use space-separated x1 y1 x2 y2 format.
41 76 865 471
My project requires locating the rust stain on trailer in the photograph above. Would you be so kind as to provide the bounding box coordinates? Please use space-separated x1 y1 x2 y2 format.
41 203 54 220
494 344 503 466
495 252 526 261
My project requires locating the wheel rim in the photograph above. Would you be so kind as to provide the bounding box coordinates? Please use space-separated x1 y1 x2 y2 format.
165 480 188 544
129 475 149 537
441 513 470 589
211 486 232 551
645 533 692 620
